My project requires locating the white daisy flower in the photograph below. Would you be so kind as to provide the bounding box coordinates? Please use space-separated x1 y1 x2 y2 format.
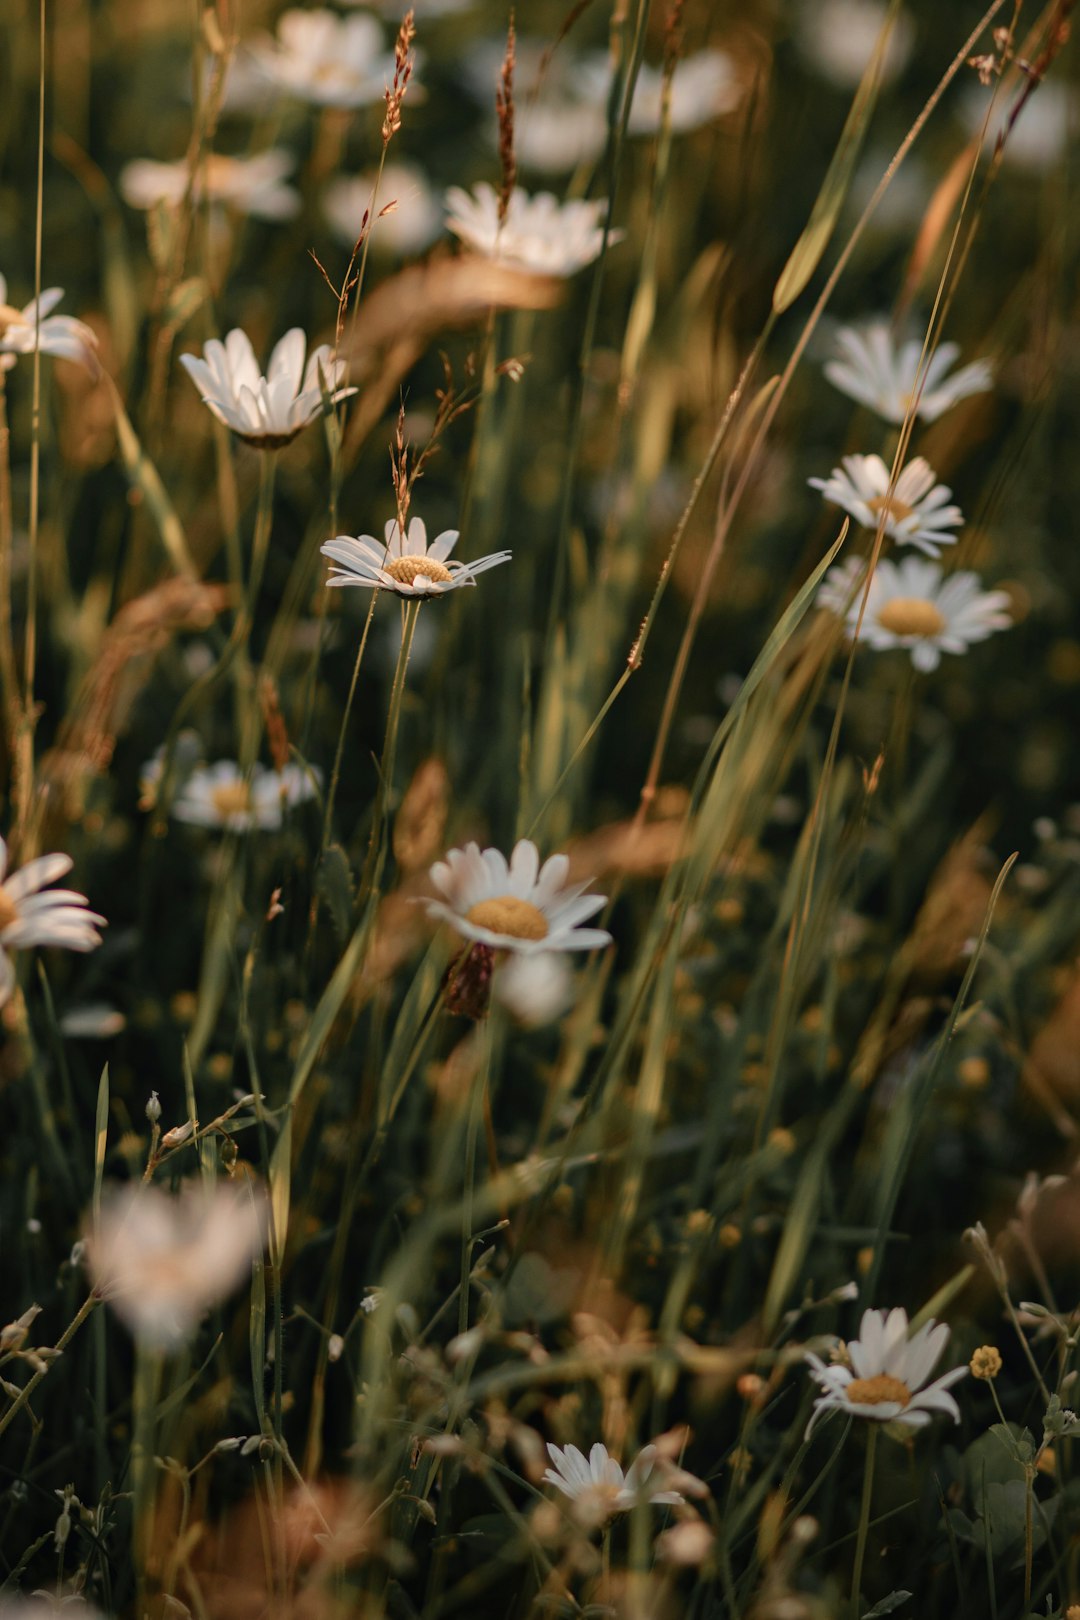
515 102 609 175
805 1306 967 1435
960 81 1079 171
543 1443 683 1524
794 0 914 90
324 163 442 258
575 48 745 136
0 273 99 376
809 454 963 556
119 150 300 221
179 328 355 449
249 9 396 109
322 516 511 599
824 320 994 424
0 838 105 1008
85 1182 266 1351
444 183 613 277
143 756 320 831
424 839 612 956
818 554 1012 671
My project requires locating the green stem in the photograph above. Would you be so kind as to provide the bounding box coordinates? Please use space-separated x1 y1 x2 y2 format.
360 598 420 898
238 449 278 768
320 591 378 858
850 1423 877 1620
458 1023 492 1338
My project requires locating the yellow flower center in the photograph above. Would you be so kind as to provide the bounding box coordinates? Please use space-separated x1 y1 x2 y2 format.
0 885 18 931
867 494 914 525
846 1374 912 1407
875 598 946 638
465 896 549 941
211 782 254 819
384 554 453 585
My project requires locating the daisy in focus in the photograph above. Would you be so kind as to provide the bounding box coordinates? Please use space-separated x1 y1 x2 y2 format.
444 184 612 277
119 150 300 221
818 555 1012 671
179 329 355 449
86 1182 266 1351
0 838 105 1007
424 839 611 956
543 1442 683 1526
824 320 993 423
322 516 510 598
809 454 963 556
141 757 320 831
0 273 98 376
805 1307 967 1435
249 9 396 109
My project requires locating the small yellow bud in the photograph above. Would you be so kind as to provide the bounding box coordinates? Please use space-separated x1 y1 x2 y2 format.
969 1344 1002 1381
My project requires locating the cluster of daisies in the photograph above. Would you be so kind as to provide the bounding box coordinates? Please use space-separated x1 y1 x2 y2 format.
812 321 1012 672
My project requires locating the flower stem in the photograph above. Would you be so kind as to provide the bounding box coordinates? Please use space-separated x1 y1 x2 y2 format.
320 591 378 858
459 1019 493 1338
850 1423 877 1620
360 598 419 898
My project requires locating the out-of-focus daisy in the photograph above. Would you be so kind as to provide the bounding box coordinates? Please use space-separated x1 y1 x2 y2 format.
249 9 395 109
543 1442 683 1525
961 81 1078 171
322 516 511 598
809 454 963 556
424 839 611 955
0 274 98 376
324 163 442 257
493 951 573 1026
516 102 608 174
179 329 355 449
445 183 612 277
575 47 745 135
805 1306 966 1435
86 1182 266 1351
818 555 1012 671
142 756 320 831
119 150 300 221
793 0 913 89
824 320 994 423
0 837 105 1007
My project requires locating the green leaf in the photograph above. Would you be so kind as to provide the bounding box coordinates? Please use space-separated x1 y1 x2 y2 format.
863 1594 912 1618
316 843 356 942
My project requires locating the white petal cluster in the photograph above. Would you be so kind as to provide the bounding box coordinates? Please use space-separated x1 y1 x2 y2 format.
120 150 300 221
179 329 355 448
424 839 611 956
86 1182 266 1350
0 274 98 376
143 756 321 831
794 0 914 89
324 163 442 258
250 9 395 109
805 1307 967 1435
0 838 105 1008
818 555 1012 671
543 1442 683 1524
809 454 963 556
445 183 612 277
322 516 510 599
825 321 994 424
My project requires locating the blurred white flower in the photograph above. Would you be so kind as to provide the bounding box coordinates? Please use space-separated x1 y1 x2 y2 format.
0 838 105 1008
445 183 612 276
58 1003 126 1039
824 320 994 423
142 757 320 831
543 1442 683 1524
323 516 510 598
809 454 963 556
249 9 395 108
818 555 1012 671
86 1182 266 1350
492 951 573 1025
794 0 913 89
805 1306 966 1435
179 328 355 448
363 0 471 14
324 163 442 257
516 100 609 174
576 47 745 135
425 839 611 956
119 150 300 221
0 273 98 376
961 80 1079 171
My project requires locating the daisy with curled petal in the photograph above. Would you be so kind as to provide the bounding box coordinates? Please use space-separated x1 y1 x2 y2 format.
0 837 105 1008
818 554 1012 672
809 454 964 557
424 839 612 955
445 183 614 278
0 273 99 377
824 320 994 424
543 1442 683 1525
805 1306 967 1436
179 329 356 449
322 516 511 598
